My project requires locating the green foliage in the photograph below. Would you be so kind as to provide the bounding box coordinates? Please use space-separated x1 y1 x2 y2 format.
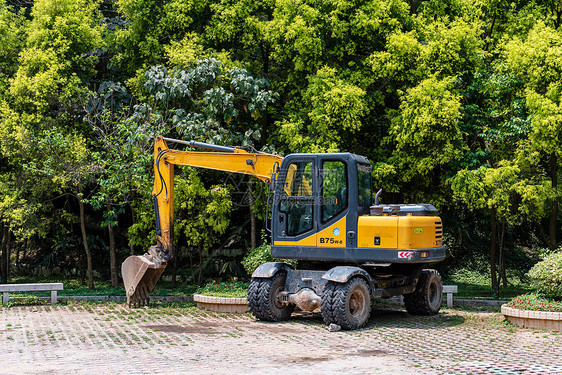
174 172 232 251
504 22 562 94
241 237 297 275
0 3 26 98
127 198 157 250
370 17 484 85
140 59 278 146
10 0 103 111
389 75 464 189
278 66 367 152
527 250 562 299
112 0 204 75
444 267 532 298
451 162 520 220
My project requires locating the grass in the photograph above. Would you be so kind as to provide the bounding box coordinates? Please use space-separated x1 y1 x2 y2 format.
4 268 534 302
443 268 532 299
5 276 198 298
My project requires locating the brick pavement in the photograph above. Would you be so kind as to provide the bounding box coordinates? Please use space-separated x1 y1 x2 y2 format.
0 302 560 374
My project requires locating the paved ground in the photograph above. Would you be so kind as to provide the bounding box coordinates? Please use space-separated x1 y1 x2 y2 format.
0 301 561 374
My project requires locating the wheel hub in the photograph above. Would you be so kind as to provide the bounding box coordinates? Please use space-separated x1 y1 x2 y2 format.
273 285 286 309
349 290 366 318
429 281 438 308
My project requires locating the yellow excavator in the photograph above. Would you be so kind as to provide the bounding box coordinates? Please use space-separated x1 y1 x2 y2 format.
122 136 446 329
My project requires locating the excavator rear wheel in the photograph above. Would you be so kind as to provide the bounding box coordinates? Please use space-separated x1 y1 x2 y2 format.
404 269 443 315
321 277 371 330
248 272 294 322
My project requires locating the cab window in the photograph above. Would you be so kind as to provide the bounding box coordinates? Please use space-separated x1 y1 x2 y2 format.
357 163 372 207
321 161 347 223
279 161 313 236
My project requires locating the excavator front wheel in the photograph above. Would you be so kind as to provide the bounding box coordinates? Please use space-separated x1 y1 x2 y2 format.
248 272 294 321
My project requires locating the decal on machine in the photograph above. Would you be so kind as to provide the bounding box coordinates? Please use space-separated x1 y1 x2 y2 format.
333 228 341 236
398 251 414 259
320 237 343 245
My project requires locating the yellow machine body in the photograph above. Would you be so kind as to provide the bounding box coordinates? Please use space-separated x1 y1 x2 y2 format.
357 216 443 249
273 215 442 250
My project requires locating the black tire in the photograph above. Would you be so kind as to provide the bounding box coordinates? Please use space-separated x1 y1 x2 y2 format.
321 277 371 330
404 269 443 315
248 272 294 322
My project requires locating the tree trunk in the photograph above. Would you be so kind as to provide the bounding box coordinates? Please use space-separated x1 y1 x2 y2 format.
198 243 203 286
107 203 119 288
248 181 257 250
490 209 498 294
549 152 559 250
129 202 136 255
499 217 508 289
16 240 22 269
5 229 10 283
171 256 178 288
78 184 94 289
1 223 9 284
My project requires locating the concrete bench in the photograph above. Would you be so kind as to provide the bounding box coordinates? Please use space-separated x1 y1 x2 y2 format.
398 285 458 308
442 285 458 308
0 283 64 305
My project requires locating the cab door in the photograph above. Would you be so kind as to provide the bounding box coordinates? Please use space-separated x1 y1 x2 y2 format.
316 158 349 248
272 157 317 246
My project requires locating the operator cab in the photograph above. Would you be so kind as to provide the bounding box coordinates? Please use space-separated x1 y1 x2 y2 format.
271 153 371 255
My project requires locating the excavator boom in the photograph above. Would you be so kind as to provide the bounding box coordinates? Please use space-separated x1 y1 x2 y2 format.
122 136 283 307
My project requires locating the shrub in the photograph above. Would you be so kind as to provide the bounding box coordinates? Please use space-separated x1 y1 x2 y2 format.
506 293 562 312
241 242 298 275
196 280 249 298
527 250 562 299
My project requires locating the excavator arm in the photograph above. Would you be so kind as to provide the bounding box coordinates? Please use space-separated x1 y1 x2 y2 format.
122 136 283 307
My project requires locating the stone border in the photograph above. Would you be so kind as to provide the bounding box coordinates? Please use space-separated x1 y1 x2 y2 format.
193 293 249 313
502 304 562 331
8 295 194 303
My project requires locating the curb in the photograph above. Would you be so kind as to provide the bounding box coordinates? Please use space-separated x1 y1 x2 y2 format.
11 295 507 308
502 304 562 331
386 296 509 307
9 295 194 303
193 293 249 313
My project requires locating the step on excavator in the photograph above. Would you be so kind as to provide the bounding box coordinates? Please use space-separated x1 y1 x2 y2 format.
122 136 446 329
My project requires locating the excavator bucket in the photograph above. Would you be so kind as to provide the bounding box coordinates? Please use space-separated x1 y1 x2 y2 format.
122 255 166 307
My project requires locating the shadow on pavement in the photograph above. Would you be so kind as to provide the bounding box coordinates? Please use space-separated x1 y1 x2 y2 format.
284 306 466 331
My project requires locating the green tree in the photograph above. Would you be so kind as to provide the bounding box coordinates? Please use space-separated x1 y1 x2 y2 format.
450 163 520 293
0 0 104 286
26 129 101 289
111 0 210 88
10 0 103 113
174 172 231 285
0 3 26 100
278 66 367 152
382 75 464 202
83 81 154 286
504 22 562 249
